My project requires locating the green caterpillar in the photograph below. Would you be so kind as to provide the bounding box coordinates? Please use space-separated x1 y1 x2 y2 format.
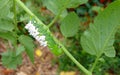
32 20 63 56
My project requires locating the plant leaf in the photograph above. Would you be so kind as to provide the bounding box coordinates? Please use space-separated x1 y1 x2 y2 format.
0 0 12 18
0 18 14 31
0 31 17 46
2 51 22 69
18 35 35 62
60 12 80 37
42 0 68 18
16 45 25 56
81 0 120 57
67 0 88 8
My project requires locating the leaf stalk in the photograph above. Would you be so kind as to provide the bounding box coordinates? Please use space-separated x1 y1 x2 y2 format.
48 0 69 28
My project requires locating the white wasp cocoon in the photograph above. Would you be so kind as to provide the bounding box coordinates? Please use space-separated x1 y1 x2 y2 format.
25 21 47 47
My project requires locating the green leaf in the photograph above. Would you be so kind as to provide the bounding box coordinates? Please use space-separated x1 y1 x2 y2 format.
2 51 22 69
81 0 120 57
42 0 88 18
0 31 17 46
60 12 80 37
18 35 35 62
67 0 88 8
16 45 25 56
0 0 12 18
0 0 9 8
42 0 68 17
0 18 14 31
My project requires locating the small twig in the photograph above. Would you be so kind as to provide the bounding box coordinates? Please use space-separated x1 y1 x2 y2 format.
48 0 69 28
13 0 19 32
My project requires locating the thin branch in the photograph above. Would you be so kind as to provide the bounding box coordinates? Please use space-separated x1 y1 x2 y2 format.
90 54 101 72
13 0 19 32
48 0 69 28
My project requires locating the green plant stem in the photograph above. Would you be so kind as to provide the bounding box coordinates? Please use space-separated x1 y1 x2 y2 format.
13 0 18 50
48 0 69 28
13 0 18 32
48 11 61 28
90 54 101 72
15 0 92 75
